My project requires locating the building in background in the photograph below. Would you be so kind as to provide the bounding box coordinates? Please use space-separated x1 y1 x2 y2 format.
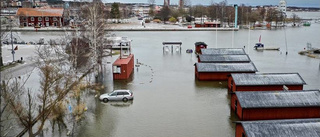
16 8 64 27
279 0 286 13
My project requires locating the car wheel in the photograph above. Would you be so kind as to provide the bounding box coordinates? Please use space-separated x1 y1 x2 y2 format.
122 97 128 102
103 98 109 102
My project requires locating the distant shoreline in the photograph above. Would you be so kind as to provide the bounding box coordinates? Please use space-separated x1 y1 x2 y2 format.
2 27 239 32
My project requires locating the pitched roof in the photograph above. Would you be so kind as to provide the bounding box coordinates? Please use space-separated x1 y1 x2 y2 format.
237 118 320 137
236 90 320 108
198 55 251 63
231 73 306 86
16 8 64 17
196 62 258 72
201 48 246 55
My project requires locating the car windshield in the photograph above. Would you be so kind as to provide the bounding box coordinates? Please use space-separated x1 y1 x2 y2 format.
108 92 117 96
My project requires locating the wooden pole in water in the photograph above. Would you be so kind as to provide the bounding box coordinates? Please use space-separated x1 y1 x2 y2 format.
247 22 250 55
232 28 234 48
284 13 288 55
171 45 173 53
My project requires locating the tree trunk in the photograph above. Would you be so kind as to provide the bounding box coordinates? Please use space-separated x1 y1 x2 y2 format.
0 44 3 67
0 57 3 67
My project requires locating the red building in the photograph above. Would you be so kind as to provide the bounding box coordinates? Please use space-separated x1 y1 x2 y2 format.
231 90 320 120
195 62 257 81
198 55 251 63
16 8 64 27
194 42 207 54
201 48 246 55
235 119 320 137
228 73 306 93
113 54 134 80
195 22 221 28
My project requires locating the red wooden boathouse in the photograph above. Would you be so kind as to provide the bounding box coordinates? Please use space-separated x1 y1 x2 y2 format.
194 42 207 54
228 73 306 93
235 119 320 137
113 54 134 80
231 90 320 120
195 62 257 81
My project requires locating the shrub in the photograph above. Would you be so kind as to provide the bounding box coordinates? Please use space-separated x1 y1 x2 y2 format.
169 17 177 22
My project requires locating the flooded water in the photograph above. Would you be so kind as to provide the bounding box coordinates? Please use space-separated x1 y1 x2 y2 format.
4 22 320 137
77 24 320 137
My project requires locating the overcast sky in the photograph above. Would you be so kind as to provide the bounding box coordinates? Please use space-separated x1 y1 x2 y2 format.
104 0 320 7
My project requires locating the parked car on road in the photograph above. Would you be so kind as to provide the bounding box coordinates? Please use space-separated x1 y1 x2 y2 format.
99 90 133 102
153 19 161 23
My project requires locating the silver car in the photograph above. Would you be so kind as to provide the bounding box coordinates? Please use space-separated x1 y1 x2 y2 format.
99 90 133 102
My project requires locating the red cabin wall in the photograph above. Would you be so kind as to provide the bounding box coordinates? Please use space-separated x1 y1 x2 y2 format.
113 64 127 80
196 72 255 81
125 54 134 78
231 94 237 111
241 107 320 121
195 66 198 78
231 95 244 118
228 76 234 92
113 55 134 80
197 72 231 81
235 124 246 137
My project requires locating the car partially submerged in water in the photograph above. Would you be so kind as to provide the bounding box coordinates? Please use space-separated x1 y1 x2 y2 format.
99 90 133 102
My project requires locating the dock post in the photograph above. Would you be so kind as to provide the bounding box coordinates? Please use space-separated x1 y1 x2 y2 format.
163 46 164 54
171 45 173 53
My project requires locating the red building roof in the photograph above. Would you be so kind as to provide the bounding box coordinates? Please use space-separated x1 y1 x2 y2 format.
113 54 134 66
16 8 64 17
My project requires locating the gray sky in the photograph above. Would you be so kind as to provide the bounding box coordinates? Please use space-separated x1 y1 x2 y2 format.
105 0 320 7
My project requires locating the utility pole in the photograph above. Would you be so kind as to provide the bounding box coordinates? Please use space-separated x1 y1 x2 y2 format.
215 7 218 48
10 19 15 62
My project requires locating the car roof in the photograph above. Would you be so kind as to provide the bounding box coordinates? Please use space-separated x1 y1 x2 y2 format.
113 89 130 92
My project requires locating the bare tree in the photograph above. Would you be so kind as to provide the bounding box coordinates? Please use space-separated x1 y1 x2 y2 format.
1 17 12 67
158 6 171 23
148 0 155 6
207 2 218 22
1 1 108 136
291 13 301 26
1 42 97 137
248 11 261 24
80 0 108 77
147 0 156 17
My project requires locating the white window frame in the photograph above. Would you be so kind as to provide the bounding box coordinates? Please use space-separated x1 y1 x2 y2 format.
45 17 49 21
38 17 42 21
113 66 121 73
31 17 34 21
53 17 57 21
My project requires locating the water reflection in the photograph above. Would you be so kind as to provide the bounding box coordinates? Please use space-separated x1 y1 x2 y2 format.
100 100 133 108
